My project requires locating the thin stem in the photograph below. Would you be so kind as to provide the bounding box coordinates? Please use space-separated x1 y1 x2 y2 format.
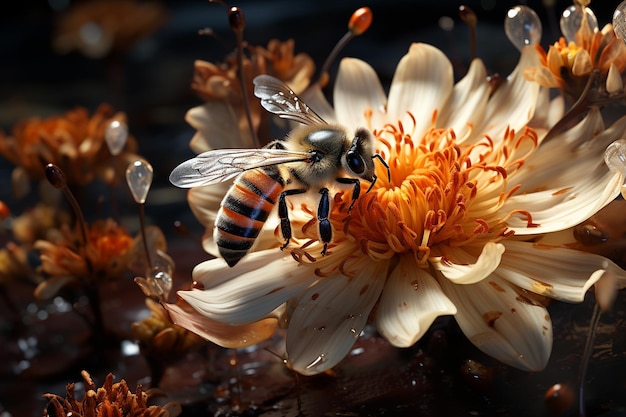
139 203 152 269
317 31 354 88
578 302 602 417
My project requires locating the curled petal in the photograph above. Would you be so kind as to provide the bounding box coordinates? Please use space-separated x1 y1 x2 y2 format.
285 259 388 375
163 297 277 348
179 250 316 324
499 240 626 302
506 109 624 234
377 257 456 347
439 275 552 371
430 242 505 284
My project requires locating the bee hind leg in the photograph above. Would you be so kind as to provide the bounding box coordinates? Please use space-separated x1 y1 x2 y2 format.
278 188 306 250
318 188 331 256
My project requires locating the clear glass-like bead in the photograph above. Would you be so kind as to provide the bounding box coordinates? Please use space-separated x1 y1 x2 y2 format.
614 1 626 45
104 119 128 155
504 6 542 51
604 139 626 198
126 159 153 204
560 5 598 43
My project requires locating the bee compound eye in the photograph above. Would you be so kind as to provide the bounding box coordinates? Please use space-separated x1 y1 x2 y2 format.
346 151 365 174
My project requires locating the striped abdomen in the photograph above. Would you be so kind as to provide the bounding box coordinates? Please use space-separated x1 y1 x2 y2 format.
214 166 285 267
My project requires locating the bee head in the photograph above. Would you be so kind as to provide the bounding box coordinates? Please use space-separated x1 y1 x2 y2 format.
343 128 376 181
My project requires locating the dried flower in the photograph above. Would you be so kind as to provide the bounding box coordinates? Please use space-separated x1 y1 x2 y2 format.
187 39 314 153
170 42 626 375
34 219 134 300
132 298 205 363
0 104 139 189
43 370 181 417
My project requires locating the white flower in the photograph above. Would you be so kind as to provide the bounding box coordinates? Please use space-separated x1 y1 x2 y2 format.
169 42 626 375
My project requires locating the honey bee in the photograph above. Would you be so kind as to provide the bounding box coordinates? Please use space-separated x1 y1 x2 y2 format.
170 74 388 267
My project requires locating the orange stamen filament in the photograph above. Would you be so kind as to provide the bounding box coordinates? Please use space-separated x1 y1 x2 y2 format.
290 112 539 273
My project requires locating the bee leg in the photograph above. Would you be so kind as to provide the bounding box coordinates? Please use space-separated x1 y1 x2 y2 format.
278 188 306 250
318 188 331 256
336 177 360 212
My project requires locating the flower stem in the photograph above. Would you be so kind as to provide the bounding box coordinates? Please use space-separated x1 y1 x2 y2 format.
578 302 602 417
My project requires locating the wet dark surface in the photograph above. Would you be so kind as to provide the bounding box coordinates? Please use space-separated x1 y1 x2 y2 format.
1 1 625 416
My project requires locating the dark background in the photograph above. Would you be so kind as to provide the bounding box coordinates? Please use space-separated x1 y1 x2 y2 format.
0 2 624 416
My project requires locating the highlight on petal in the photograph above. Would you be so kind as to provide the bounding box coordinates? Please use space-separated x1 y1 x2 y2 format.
505 109 625 235
437 58 489 142
185 102 255 154
430 242 505 284
387 43 454 138
376 257 456 347
334 57 387 131
285 259 388 375
300 83 336 124
164 296 278 348
498 240 626 302
475 45 540 140
438 275 552 371
179 250 317 325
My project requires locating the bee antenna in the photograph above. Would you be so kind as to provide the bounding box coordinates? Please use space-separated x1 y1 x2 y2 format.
372 154 390 182
316 7 373 88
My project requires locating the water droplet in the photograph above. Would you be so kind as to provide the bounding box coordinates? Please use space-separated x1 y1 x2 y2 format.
126 159 153 204
614 1 626 45
504 5 542 51
105 118 128 155
560 5 598 43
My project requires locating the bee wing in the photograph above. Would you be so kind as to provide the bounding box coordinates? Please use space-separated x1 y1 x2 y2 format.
169 148 310 188
253 74 328 126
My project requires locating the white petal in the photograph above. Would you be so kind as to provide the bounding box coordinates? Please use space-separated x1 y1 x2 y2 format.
387 43 453 139
300 83 336 124
178 250 316 324
505 110 626 234
437 58 489 142
377 256 456 347
430 242 505 284
474 46 540 141
188 183 231 256
528 88 565 138
285 258 388 375
498 240 626 302
185 102 255 153
439 275 552 371
606 63 623 94
334 58 387 131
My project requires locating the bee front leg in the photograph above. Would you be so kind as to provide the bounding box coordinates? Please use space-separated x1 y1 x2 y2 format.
278 189 306 250
336 177 361 212
318 188 332 256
